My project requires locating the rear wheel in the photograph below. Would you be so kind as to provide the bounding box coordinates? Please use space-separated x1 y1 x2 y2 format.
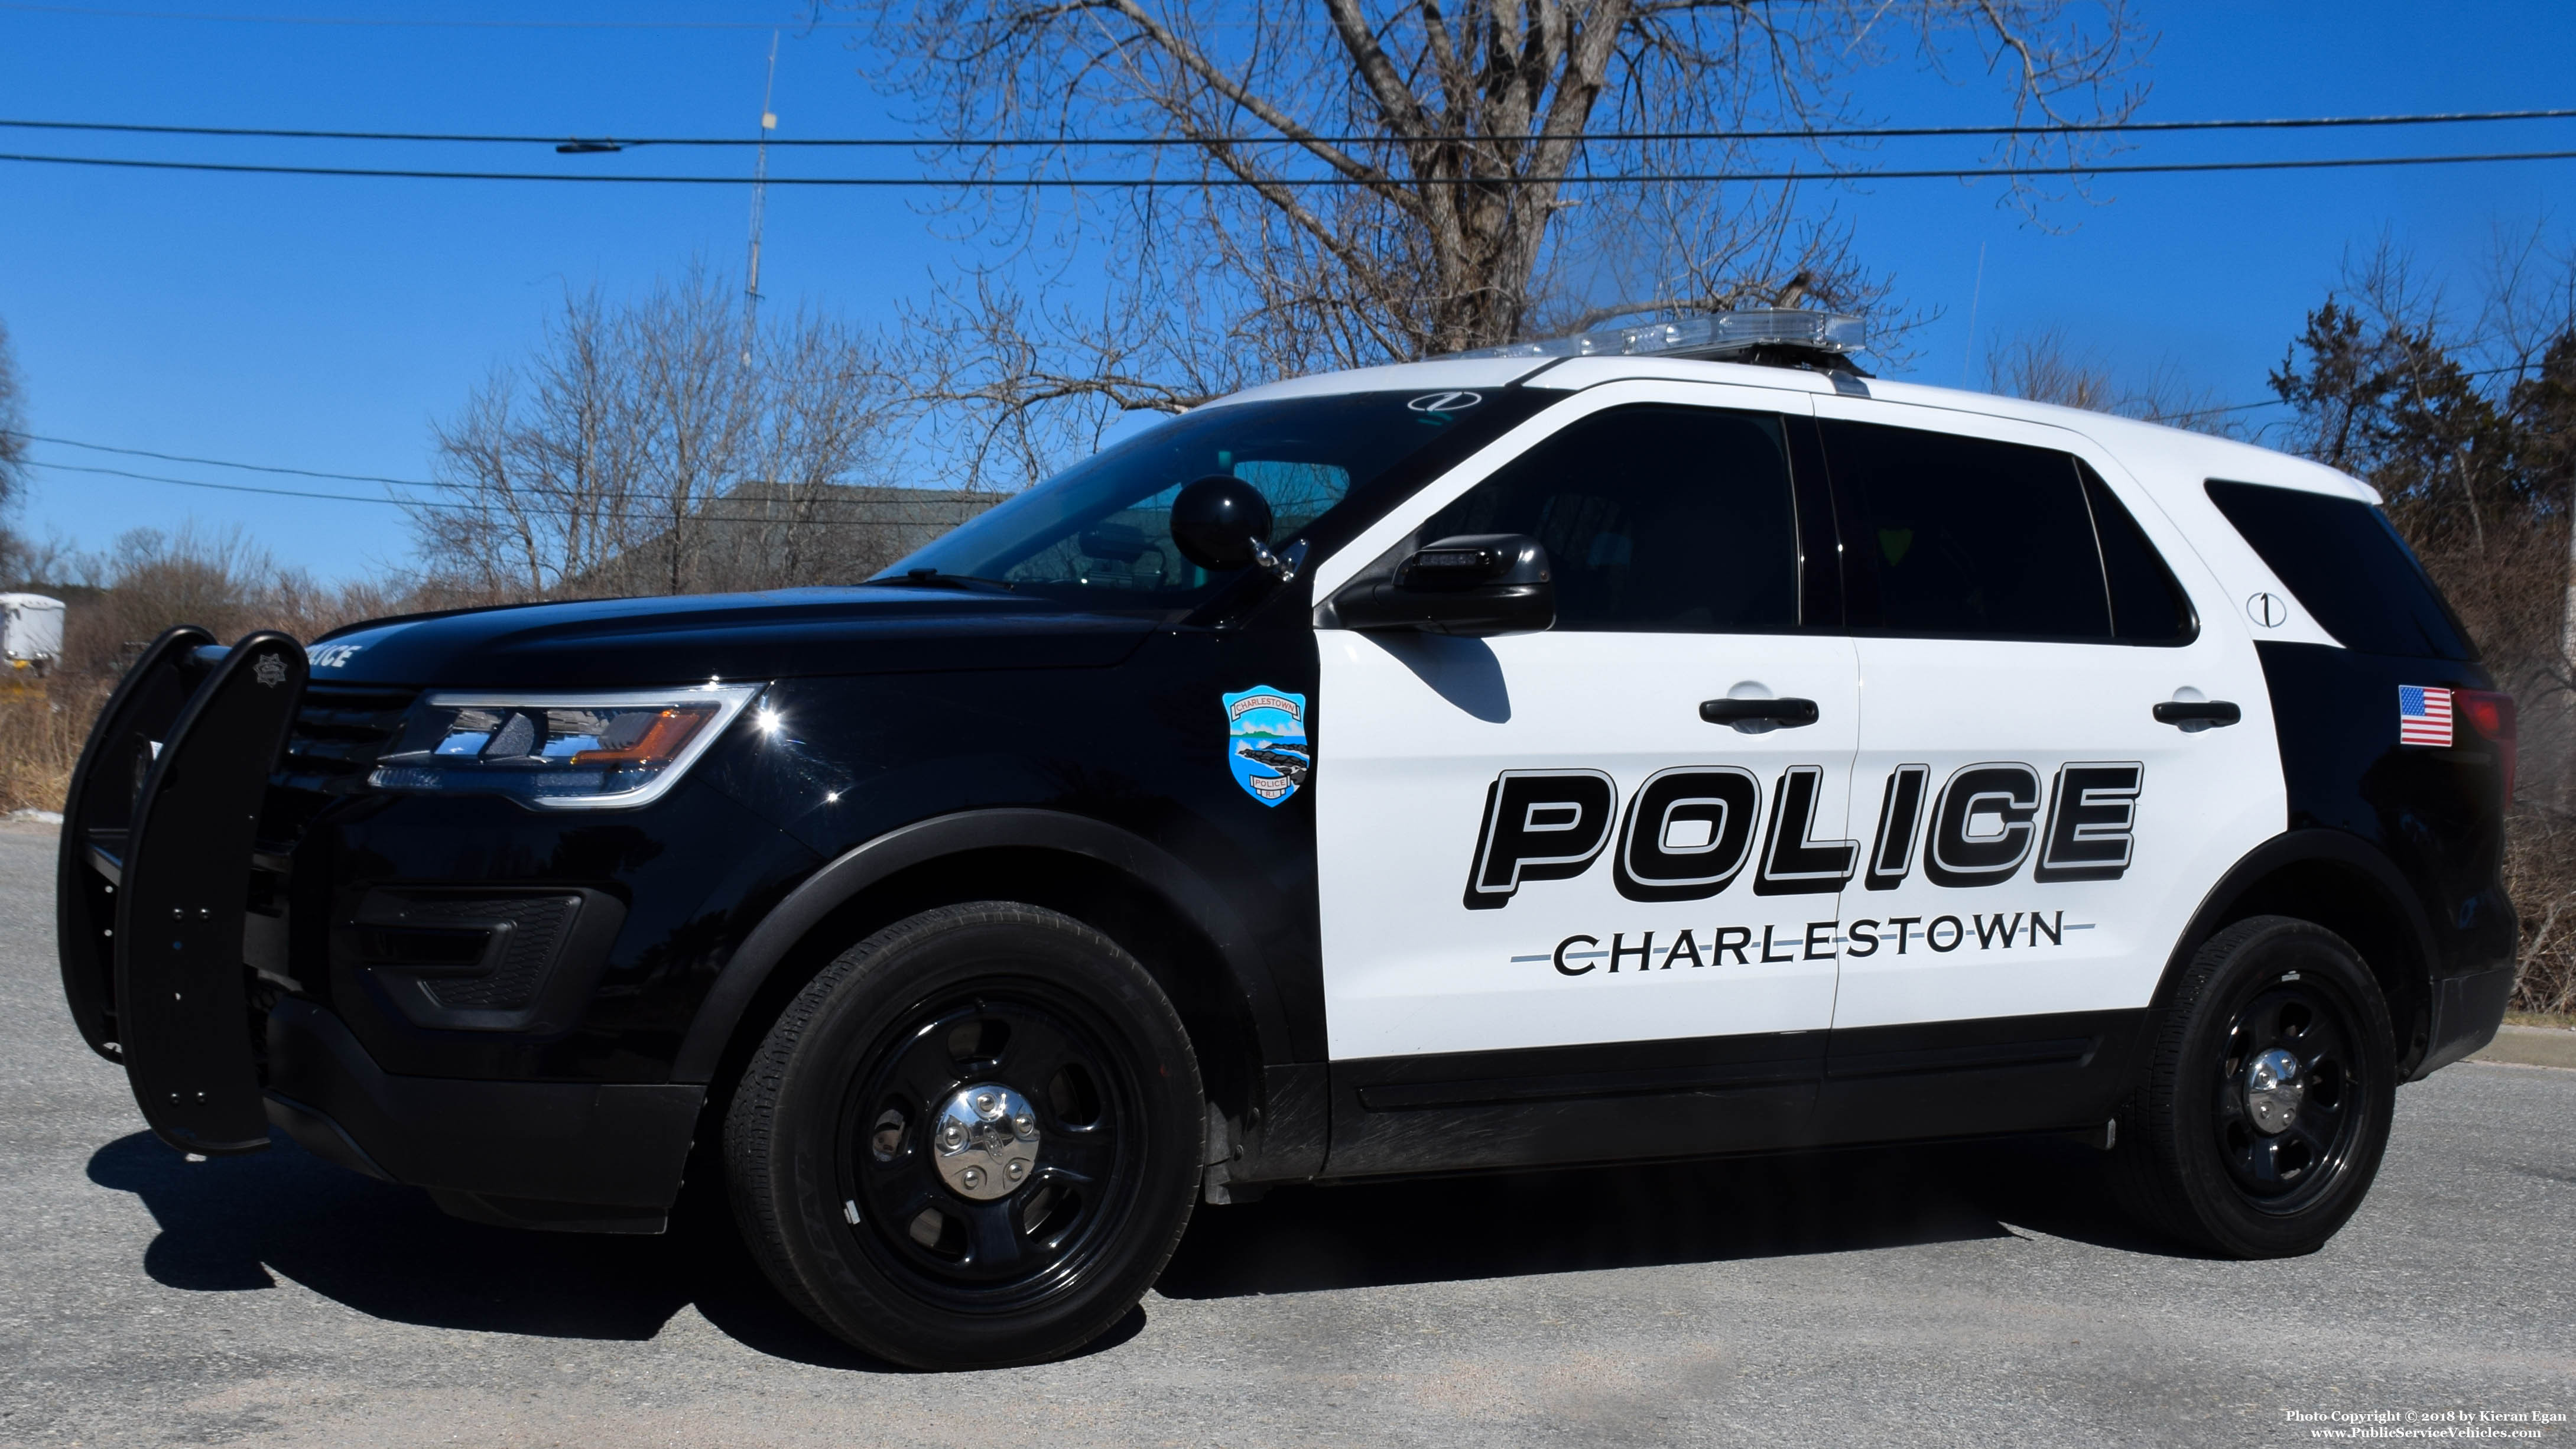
2109 915 2397 1258
724 902 1203 1369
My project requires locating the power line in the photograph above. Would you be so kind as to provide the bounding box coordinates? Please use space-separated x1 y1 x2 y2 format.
31 457 434 504
0 3 856 28
9 146 2576 187
11 428 441 487
22 457 988 524
8 106 2576 150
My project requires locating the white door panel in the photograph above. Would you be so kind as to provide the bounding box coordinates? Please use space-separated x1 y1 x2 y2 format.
1836 639 2282 1027
1316 628 1859 1059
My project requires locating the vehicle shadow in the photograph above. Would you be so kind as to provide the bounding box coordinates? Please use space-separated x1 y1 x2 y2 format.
85 1127 2175 1362
82 1129 1128 1371
86 1130 701 1340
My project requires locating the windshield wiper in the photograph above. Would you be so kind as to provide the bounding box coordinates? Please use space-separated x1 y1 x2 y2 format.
875 568 1018 594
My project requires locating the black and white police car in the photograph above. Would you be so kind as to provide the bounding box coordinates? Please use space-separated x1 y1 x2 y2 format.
57 308 2516 1369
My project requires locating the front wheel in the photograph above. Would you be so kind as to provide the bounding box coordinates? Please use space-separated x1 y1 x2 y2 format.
2109 915 2398 1258
724 902 1203 1369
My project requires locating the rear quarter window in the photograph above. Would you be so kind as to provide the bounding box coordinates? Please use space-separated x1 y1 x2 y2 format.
2203 479 2475 660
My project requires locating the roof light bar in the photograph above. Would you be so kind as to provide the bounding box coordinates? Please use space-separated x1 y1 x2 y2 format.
1451 307 1864 363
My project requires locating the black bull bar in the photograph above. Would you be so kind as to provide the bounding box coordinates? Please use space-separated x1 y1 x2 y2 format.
57 625 310 1156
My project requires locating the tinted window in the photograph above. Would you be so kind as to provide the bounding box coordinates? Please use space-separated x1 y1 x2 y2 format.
1822 420 2110 640
1421 405 1800 631
885 391 1538 617
2204 479 2474 659
2080 462 2197 645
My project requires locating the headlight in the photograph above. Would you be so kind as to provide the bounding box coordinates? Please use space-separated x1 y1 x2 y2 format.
370 684 762 809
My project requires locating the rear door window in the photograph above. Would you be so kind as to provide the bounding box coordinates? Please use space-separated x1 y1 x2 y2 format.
1821 420 2112 641
2204 479 2475 659
2083 462 2197 645
1421 404 1802 631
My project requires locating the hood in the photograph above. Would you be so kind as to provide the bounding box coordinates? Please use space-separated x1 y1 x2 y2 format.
304 586 1152 690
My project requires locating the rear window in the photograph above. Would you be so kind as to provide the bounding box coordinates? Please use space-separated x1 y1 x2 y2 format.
1821 420 2110 641
2203 480 2474 660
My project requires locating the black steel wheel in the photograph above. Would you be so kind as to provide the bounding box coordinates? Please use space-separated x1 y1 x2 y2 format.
2109 915 2398 1258
725 902 1202 1369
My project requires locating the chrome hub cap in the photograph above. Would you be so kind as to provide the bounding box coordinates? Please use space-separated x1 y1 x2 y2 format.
2242 1047 2306 1135
932 1083 1040 1200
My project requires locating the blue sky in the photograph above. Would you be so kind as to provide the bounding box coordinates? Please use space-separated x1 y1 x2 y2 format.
2 1 2572 583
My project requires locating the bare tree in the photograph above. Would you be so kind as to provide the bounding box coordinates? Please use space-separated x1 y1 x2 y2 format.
855 0 2148 487
0 317 31 569
2270 232 2576 1013
1986 326 2243 433
415 271 937 597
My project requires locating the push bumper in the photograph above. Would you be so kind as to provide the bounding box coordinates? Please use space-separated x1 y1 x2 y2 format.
2412 962 2517 1080
58 628 307 1153
264 998 703 1233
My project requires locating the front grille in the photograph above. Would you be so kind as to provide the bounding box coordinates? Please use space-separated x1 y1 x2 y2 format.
277 683 417 793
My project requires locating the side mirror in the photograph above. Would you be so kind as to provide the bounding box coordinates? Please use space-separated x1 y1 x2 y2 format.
1169 475 1275 573
1327 534 1555 637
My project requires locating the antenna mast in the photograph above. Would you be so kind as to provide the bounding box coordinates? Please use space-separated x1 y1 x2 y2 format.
742 30 779 366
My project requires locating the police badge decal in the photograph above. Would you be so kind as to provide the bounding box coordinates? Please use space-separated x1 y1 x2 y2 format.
1222 686 1310 807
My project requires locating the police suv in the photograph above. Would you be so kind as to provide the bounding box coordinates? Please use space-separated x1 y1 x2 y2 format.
57 309 2515 1370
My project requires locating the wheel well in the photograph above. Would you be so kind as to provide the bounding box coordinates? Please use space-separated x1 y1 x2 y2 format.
695 846 1265 1155
2197 858 2432 1069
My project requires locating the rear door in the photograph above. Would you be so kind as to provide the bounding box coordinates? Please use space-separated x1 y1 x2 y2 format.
1809 400 2279 1138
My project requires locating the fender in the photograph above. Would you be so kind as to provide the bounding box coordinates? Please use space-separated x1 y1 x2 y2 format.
671 807 1294 1085
2152 827 2441 1067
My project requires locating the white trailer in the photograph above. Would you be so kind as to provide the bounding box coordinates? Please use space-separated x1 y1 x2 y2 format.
1 593 65 675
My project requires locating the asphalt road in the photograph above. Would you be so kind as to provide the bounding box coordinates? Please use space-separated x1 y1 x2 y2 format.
3 821 2569 1448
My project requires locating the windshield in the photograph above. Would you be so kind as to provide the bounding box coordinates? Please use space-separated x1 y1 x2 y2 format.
880 391 1534 615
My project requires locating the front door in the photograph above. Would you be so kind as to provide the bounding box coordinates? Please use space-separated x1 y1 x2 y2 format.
1310 380 1863 1170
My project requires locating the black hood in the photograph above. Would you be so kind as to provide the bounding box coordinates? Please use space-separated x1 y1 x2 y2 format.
304 586 1152 689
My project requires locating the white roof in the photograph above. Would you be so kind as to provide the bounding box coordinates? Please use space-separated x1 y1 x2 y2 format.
0 593 64 609
1215 352 2373 509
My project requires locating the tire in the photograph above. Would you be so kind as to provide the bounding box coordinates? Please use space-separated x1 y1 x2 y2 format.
2108 915 2398 1258
723 902 1203 1369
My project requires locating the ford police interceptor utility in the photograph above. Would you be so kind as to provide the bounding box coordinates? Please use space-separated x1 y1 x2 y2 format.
56 308 2516 1370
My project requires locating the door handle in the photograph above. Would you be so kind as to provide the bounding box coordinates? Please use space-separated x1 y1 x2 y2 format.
2152 700 2242 727
1701 697 1820 727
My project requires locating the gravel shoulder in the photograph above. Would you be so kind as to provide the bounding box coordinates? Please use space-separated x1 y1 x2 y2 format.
2 825 2568 1448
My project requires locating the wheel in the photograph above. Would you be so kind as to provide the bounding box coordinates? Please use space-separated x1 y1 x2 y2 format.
723 902 1203 1369
2108 915 2397 1258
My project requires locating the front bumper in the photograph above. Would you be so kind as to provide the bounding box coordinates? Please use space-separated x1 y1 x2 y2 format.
264 998 703 1232
2412 962 2517 1080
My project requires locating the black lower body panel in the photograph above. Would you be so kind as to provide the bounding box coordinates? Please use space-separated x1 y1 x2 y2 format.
1321 1011 2149 1180
2415 963 2515 1079
264 998 703 1233
1811 1009 2145 1146
1325 1031 1823 1178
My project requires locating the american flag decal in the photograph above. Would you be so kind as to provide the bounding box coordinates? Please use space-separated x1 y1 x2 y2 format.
2398 685 2454 747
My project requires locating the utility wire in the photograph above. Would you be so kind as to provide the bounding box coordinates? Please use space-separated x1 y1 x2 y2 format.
9 147 2576 187
11 428 441 487
23 458 987 524
8 106 2576 149
0 3 856 28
